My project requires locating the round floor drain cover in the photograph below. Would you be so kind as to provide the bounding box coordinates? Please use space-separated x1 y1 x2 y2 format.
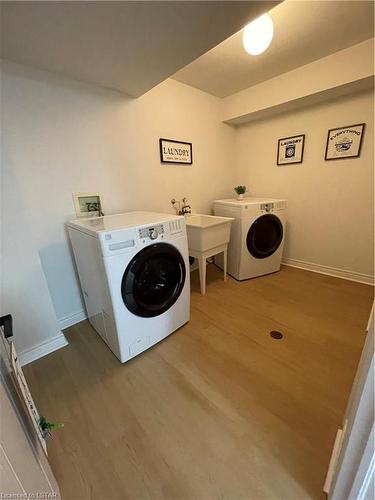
270 331 283 339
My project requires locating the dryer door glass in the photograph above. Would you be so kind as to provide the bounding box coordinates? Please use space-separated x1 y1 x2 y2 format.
246 214 283 259
121 243 186 318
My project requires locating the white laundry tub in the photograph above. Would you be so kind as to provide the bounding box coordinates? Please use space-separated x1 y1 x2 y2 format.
185 214 234 252
185 214 234 295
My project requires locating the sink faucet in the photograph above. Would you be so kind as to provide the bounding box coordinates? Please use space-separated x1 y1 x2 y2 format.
171 197 191 216
181 197 191 215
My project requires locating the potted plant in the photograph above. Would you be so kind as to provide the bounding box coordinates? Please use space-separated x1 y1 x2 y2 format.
234 185 247 200
38 415 64 439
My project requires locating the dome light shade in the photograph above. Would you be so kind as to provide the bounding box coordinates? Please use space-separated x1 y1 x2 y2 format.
242 14 274 56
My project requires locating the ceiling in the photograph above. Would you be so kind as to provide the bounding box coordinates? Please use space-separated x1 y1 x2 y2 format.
173 0 375 98
0 0 279 97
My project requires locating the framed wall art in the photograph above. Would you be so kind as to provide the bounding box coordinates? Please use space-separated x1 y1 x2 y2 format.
159 138 192 164
325 123 365 161
277 134 305 165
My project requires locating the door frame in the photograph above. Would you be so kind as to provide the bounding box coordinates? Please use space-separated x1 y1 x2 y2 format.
327 302 374 499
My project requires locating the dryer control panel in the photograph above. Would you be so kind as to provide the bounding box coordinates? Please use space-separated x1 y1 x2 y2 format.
260 201 286 212
261 203 274 212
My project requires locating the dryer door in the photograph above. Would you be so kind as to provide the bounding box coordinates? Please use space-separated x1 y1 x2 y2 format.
246 214 283 259
121 243 186 318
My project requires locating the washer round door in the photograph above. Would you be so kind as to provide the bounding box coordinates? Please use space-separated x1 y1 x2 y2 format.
121 243 186 318
246 214 283 259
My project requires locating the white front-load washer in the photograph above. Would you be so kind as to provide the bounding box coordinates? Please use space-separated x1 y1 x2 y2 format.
67 211 190 363
213 198 287 280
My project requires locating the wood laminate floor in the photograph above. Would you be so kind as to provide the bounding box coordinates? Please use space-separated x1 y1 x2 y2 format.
24 265 373 500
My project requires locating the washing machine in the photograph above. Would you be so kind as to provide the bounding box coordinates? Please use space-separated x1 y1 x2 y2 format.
213 198 287 280
67 211 190 363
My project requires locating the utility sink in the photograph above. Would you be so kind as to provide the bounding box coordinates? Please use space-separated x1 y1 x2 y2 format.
185 214 234 295
185 214 234 252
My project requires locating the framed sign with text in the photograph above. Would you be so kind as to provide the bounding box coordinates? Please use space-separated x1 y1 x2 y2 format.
325 123 365 160
277 134 305 165
159 138 192 164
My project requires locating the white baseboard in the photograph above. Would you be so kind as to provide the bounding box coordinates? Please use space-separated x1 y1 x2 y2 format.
18 308 86 366
57 309 87 330
282 258 374 286
19 332 68 366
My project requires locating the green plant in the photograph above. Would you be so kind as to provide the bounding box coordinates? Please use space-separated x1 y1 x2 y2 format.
38 415 64 438
234 185 246 195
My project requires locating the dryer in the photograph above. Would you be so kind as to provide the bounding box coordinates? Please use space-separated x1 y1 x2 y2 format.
213 198 287 280
67 212 190 363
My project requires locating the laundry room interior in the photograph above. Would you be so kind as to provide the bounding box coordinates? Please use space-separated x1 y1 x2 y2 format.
1 1 374 500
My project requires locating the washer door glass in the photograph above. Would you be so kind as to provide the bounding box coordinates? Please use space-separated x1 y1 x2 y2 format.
246 214 283 259
121 243 186 318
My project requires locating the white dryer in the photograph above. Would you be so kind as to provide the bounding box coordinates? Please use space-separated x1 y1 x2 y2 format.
213 198 287 280
67 212 190 363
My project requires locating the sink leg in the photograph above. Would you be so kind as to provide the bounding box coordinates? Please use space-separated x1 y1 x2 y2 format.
198 256 206 295
223 247 227 282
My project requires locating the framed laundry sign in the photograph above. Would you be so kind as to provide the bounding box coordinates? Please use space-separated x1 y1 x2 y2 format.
159 138 192 164
325 123 365 160
277 134 305 165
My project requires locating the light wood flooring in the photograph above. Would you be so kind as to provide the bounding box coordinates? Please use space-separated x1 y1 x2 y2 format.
24 265 373 500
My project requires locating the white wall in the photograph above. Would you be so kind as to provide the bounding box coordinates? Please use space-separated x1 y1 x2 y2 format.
1 61 235 331
1 153 63 356
235 89 374 280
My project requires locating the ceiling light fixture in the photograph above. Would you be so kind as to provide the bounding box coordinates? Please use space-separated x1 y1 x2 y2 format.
242 13 274 56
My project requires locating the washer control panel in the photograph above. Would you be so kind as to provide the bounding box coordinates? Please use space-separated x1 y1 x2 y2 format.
138 224 165 241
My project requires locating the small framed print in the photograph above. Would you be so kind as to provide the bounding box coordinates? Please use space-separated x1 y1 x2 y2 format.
159 138 192 164
277 134 305 165
325 123 365 161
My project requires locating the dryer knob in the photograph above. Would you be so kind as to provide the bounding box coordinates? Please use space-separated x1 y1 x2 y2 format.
149 229 158 240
